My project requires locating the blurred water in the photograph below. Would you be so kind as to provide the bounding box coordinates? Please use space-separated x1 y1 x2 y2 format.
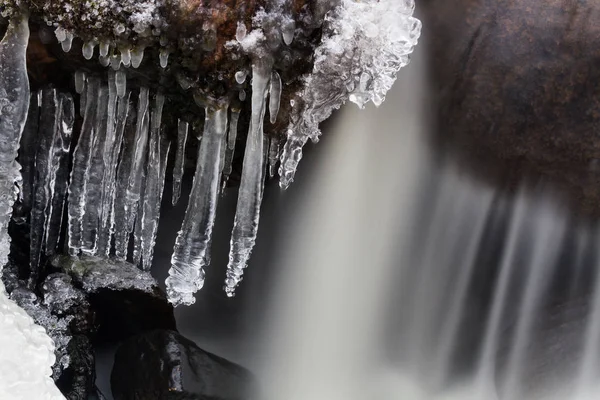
257 41 600 400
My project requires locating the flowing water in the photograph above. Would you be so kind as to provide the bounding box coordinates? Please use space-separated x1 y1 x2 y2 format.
258 45 600 400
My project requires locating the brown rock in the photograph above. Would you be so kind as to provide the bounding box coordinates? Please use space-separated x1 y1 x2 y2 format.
423 0 600 215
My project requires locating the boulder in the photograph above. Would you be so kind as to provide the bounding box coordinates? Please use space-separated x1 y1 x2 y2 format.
111 330 255 400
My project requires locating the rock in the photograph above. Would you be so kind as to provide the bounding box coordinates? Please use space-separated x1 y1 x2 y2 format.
51 255 177 342
422 0 600 215
111 330 255 400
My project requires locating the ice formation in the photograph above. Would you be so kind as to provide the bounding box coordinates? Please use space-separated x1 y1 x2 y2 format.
278 0 421 188
0 14 65 400
0 0 420 310
224 65 271 297
166 106 228 306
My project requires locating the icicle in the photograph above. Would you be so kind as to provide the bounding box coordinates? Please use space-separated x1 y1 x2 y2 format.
166 105 229 306
278 132 308 189
268 134 281 178
224 64 271 297
80 85 110 255
67 78 100 255
131 46 145 69
172 119 189 206
99 41 109 57
18 94 40 212
82 40 95 60
159 48 169 69
0 14 31 271
282 21 295 46
30 89 59 283
136 93 166 270
222 108 240 188
54 27 66 43
87 73 118 257
236 22 247 42
45 93 74 256
113 88 150 259
115 70 126 98
61 31 74 52
110 53 122 70
269 71 282 124
96 91 131 257
120 47 131 67
99 55 110 67
74 70 86 94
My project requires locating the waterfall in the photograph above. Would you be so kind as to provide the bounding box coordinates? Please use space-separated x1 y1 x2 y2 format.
259 40 600 400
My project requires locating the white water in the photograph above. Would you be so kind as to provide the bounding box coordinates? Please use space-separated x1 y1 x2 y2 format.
259 45 600 400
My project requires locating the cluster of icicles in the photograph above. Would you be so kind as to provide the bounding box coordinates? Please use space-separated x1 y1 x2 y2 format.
54 26 168 71
3 0 420 307
20 62 281 306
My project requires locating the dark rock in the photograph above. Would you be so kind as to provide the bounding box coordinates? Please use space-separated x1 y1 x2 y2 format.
55 335 96 400
111 330 255 400
422 0 600 215
51 255 177 343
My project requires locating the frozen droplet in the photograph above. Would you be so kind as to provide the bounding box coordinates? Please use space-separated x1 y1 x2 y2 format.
239 89 246 101
54 27 67 43
236 22 247 42
282 21 295 46
235 70 246 84
114 23 126 35
120 47 131 67
74 71 86 94
159 48 169 69
131 46 145 69
60 31 74 52
82 41 95 60
99 41 109 57
99 55 110 67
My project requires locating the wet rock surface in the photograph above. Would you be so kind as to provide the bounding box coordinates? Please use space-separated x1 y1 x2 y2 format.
111 330 255 400
423 0 600 215
7 273 97 399
51 255 177 343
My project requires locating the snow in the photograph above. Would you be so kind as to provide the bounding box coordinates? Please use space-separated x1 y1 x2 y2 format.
0 283 65 400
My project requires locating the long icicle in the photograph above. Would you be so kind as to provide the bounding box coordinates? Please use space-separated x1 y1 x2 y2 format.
172 119 188 205
166 104 228 306
222 108 240 190
18 94 39 213
137 93 165 270
0 14 30 272
67 77 99 256
29 88 59 285
44 93 74 257
224 64 271 297
80 85 109 255
96 91 131 257
93 73 119 257
114 88 150 259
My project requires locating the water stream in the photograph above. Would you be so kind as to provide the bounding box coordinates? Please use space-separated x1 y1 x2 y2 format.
258 44 600 400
